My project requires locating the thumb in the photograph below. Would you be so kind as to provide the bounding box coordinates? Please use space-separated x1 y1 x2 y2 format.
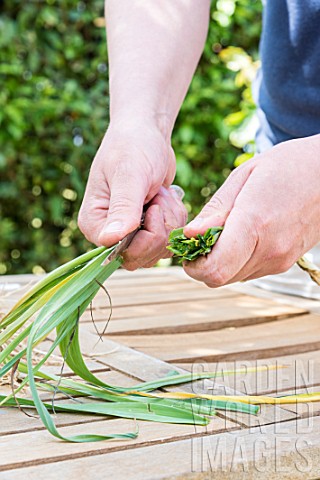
98 175 148 247
184 161 255 238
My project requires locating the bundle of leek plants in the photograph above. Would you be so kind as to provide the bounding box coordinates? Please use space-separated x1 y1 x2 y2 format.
0 228 318 443
167 226 320 283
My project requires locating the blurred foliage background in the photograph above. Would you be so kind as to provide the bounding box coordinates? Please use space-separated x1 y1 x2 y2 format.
0 0 262 274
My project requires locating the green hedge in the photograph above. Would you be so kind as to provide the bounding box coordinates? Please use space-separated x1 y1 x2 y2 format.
0 0 261 274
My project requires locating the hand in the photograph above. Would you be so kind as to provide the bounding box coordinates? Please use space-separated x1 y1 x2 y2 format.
78 121 187 269
183 135 320 286
122 185 187 270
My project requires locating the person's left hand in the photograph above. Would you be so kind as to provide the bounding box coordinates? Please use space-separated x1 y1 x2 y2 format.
183 134 320 286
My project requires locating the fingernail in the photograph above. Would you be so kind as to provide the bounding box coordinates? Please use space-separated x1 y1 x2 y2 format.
187 217 204 229
170 185 185 200
103 221 123 234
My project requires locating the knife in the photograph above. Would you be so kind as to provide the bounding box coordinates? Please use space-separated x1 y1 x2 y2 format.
102 224 142 265
102 185 185 265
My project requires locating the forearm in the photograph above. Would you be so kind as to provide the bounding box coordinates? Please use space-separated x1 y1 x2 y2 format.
105 0 210 138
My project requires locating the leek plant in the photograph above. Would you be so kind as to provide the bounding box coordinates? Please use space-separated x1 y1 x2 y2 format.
168 227 320 287
0 242 257 442
167 227 223 261
1 228 319 442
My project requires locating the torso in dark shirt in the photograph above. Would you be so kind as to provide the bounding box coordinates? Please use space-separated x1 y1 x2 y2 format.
254 0 320 150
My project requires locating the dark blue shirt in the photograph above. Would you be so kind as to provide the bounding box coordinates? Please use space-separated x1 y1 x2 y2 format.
254 0 320 151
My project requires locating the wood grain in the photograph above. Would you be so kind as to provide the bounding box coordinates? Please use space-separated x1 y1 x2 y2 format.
0 416 235 472
1 416 320 479
175 350 320 396
71 328 297 428
1 269 319 478
84 295 306 335
107 314 320 362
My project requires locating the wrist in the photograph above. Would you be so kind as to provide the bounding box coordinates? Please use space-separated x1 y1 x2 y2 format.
109 110 173 142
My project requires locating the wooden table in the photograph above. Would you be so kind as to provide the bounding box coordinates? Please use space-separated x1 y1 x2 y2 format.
1 267 320 479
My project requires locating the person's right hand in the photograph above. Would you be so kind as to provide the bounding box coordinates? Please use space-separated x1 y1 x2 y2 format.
78 120 186 268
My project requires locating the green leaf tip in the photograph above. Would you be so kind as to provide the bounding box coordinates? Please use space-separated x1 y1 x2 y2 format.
167 226 223 262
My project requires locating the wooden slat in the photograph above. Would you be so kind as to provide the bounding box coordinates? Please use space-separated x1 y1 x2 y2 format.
0 416 235 473
107 314 320 363
83 295 306 335
2 286 234 312
0 268 188 310
0 407 107 437
81 294 237 323
68 328 297 428
91 285 236 309
0 267 191 304
276 385 320 418
232 281 320 315
0 268 180 287
2 268 317 478
0 368 148 437
175 350 320 396
2 416 320 479
0 368 163 437
97 279 206 296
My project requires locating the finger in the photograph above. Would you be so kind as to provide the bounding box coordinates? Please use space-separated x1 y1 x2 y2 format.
129 245 172 269
168 186 188 226
78 171 111 246
122 204 168 270
163 146 177 187
220 256 259 285
241 269 275 282
184 160 256 238
223 236 298 284
78 199 110 246
183 205 258 287
230 256 296 284
98 167 149 247
142 251 173 269
151 187 187 232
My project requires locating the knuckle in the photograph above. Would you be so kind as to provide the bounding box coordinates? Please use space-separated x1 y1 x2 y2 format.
143 263 154 269
109 197 129 212
152 229 167 248
270 241 292 262
183 262 197 278
263 242 296 274
208 268 229 287
201 196 229 220
163 250 173 259
112 159 150 187
144 259 159 268
161 229 168 243
122 261 139 271
205 195 225 212
183 258 220 285
275 257 295 274
243 205 268 233
109 197 139 221
239 208 267 246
